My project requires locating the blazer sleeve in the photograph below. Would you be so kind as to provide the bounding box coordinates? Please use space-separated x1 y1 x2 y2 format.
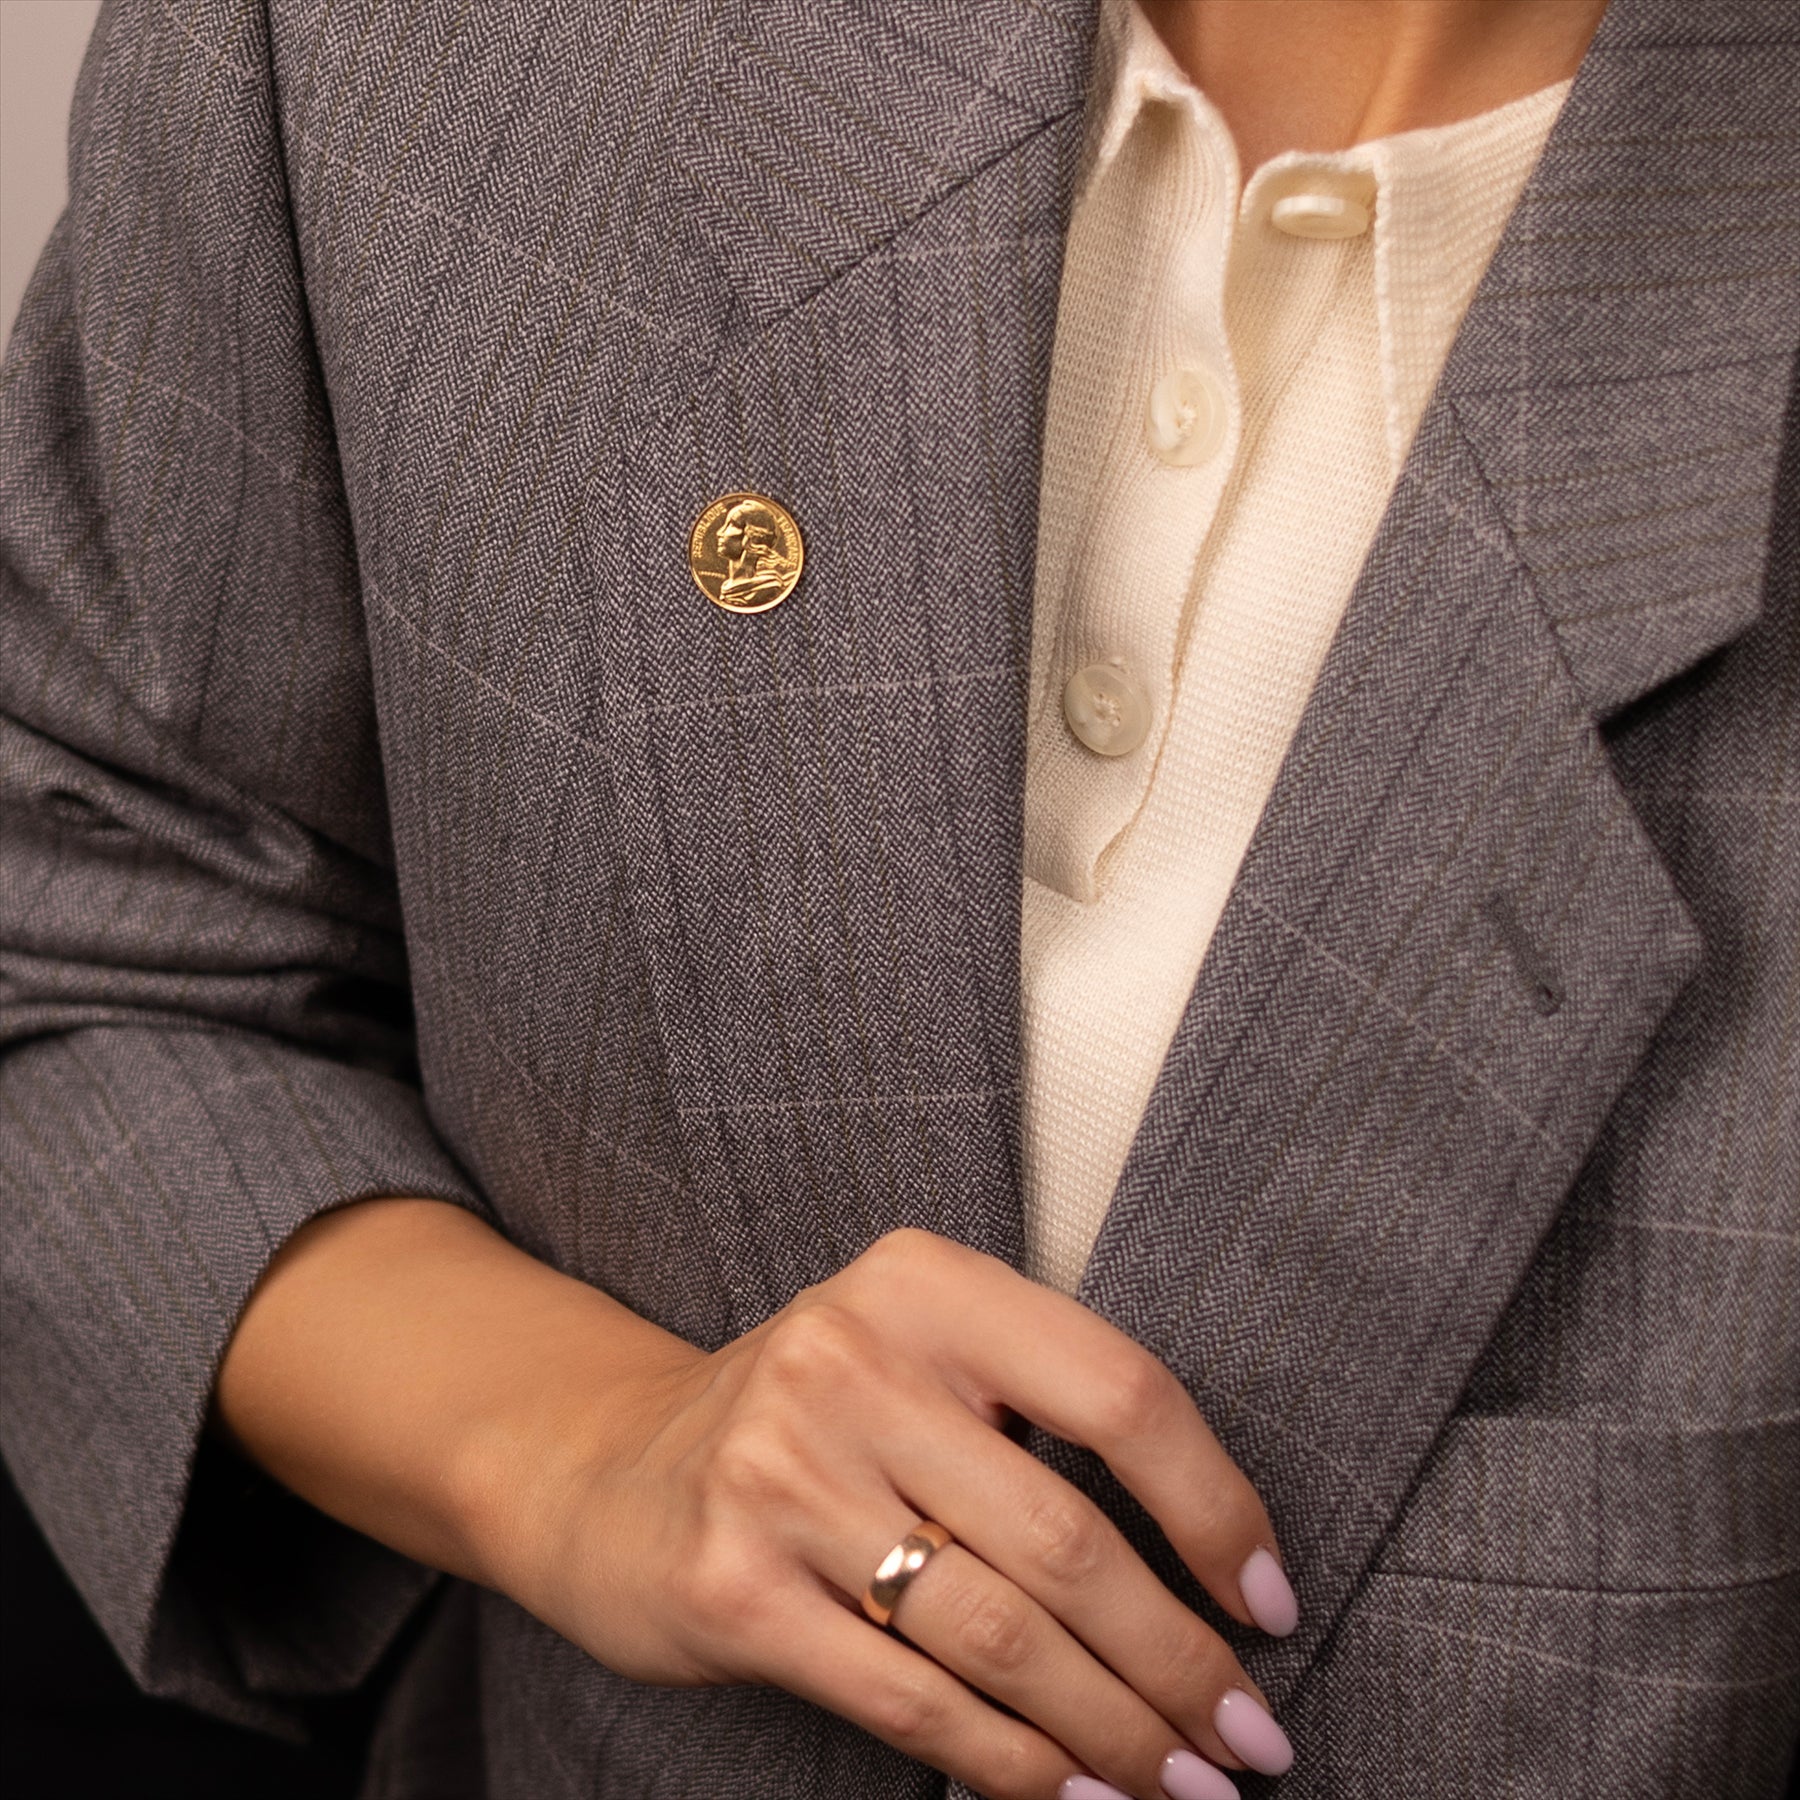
0 0 489 1731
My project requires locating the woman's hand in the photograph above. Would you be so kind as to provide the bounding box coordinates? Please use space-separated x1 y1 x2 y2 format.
504 1227 1296 1800
218 1205 1295 1800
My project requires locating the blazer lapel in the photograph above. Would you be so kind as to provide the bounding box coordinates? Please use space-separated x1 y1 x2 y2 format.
580 0 1100 1329
1052 0 1799 1709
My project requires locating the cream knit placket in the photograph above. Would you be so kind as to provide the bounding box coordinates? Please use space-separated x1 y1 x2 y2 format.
1020 0 1571 1296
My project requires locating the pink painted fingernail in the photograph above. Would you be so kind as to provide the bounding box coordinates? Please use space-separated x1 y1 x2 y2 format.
1213 1689 1294 1776
1160 1747 1239 1800
1238 1546 1299 1637
1059 1779 1131 1800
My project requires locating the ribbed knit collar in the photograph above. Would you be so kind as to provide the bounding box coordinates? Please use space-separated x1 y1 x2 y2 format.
1082 0 1572 473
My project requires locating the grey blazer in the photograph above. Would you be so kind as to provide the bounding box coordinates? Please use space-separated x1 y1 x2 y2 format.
2 1 1796 1795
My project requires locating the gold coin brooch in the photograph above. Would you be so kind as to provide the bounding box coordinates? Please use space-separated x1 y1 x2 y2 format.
689 491 805 615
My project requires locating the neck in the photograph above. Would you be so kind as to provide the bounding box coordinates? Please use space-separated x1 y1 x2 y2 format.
1138 0 1610 173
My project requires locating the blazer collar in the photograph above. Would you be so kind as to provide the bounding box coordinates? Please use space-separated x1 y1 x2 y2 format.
675 0 1099 327
1437 0 1800 714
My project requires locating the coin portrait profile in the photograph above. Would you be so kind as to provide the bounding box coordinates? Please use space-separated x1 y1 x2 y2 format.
688 492 805 614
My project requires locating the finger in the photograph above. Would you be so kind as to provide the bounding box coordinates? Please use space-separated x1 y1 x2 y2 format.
755 1578 1087 1800
860 1233 1293 1635
886 1387 1265 1774
890 1537 1238 1800
814 1503 1234 1800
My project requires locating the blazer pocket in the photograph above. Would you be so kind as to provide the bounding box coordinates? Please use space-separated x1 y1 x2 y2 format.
1290 1414 1800 1798
1377 1410 1800 1595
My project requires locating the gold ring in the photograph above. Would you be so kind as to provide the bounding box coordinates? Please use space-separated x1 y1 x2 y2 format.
861 1520 954 1628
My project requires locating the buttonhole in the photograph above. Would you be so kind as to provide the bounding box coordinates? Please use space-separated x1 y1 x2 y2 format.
42 788 121 832
1483 891 1564 1016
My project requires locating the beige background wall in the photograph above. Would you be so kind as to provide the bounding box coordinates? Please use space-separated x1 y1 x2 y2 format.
1 0 103 358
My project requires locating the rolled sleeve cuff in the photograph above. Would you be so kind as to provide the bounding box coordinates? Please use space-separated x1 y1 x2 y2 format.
0 1024 490 1731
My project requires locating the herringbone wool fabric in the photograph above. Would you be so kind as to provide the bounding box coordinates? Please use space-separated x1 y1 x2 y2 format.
0 3 1795 1797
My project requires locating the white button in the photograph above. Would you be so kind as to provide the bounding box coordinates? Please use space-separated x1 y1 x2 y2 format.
1270 189 1373 240
1063 662 1151 757
1145 366 1227 467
